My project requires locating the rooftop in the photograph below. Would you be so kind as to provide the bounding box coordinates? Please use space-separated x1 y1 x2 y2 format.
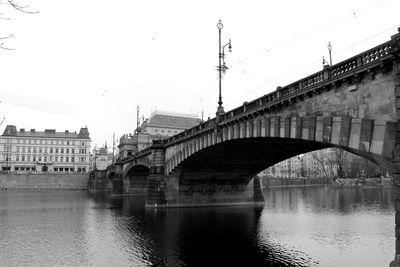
146 110 202 129
1 125 90 139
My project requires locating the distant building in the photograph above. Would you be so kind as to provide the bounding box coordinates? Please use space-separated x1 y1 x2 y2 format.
0 125 91 173
90 146 114 171
260 148 338 179
118 110 202 159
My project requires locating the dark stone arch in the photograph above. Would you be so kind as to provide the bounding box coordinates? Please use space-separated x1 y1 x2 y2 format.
125 164 150 195
166 135 396 205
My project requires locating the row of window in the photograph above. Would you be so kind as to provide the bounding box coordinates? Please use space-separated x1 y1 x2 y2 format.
152 128 179 134
2 138 89 146
3 147 88 154
13 155 87 163
10 167 87 172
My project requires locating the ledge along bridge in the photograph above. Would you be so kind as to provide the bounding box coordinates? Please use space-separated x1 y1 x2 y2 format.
90 28 400 265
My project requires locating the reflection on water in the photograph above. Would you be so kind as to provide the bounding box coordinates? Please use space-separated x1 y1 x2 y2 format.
0 187 395 266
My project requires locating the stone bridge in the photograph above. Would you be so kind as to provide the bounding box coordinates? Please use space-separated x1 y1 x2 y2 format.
88 28 400 266
99 29 400 207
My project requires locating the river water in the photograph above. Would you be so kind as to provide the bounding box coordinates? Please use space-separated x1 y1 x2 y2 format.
0 186 395 267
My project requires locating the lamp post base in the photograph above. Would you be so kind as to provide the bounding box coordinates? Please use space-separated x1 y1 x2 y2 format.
216 105 225 117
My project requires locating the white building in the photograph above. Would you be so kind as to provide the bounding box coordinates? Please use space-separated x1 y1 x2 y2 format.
118 110 202 159
0 125 91 173
90 146 114 171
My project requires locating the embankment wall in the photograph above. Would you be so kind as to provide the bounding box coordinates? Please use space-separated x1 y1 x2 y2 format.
262 177 331 188
0 173 88 190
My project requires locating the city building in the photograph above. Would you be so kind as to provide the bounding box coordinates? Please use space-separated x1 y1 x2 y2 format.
0 125 91 173
260 148 338 179
118 110 202 159
90 145 114 171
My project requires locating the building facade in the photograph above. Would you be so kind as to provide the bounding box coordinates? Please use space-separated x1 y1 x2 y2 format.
90 146 114 171
0 125 91 173
260 148 338 179
118 110 201 159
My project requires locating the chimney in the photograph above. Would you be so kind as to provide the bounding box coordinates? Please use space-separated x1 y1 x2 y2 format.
20 128 25 133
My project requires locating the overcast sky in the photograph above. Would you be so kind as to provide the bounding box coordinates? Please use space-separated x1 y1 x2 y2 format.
1 0 399 148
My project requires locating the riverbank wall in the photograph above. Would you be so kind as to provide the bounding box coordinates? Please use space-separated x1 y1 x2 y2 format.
262 177 331 188
333 177 392 187
0 173 89 190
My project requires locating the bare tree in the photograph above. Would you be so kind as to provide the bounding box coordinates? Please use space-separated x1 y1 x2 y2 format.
0 0 38 51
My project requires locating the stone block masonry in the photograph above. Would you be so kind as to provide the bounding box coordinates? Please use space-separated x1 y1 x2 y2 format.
0 173 89 190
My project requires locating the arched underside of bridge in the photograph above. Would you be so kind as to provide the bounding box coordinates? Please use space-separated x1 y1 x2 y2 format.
123 165 150 195
164 137 395 205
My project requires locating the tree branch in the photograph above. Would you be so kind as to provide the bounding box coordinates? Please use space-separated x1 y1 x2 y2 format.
6 0 39 14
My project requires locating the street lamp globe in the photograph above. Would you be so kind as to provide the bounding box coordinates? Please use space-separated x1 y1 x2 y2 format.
217 20 223 30
327 42 332 52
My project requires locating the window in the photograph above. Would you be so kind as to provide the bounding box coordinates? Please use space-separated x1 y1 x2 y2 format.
49 156 52 162
16 155 19 161
27 155 31 162
43 156 47 162
16 146 20 152
60 156 63 162
71 148 75 154
79 157 85 162
28 147 31 153
81 142 84 146
66 156 69 162
50 148 53 153
38 156 41 161
55 148 59 153
71 156 74 162
66 148 69 154
33 156 36 162
22 147 25 153
61 148 64 154
55 156 58 162
33 147 37 153
22 155 25 161
67 141 70 145
39 147 42 153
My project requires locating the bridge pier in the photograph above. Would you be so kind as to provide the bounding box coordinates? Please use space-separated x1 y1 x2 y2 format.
111 164 124 195
146 140 167 207
88 170 109 192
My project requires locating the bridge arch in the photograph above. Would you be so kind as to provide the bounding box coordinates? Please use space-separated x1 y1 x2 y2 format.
123 159 151 195
107 170 116 179
164 116 396 204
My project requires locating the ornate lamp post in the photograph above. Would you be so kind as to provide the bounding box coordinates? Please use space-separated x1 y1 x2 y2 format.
216 19 232 116
327 42 332 66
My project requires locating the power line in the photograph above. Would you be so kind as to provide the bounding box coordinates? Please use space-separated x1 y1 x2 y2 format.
230 0 391 68
224 23 400 108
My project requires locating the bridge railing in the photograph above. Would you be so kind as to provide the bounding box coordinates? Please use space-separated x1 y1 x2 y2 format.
136 33 396 151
